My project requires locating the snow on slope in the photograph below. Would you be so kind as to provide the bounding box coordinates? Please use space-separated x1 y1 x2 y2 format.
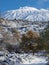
2 6 49 21
0 52 47 65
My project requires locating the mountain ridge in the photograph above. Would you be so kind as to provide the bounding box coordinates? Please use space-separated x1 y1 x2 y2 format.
1 6 49 21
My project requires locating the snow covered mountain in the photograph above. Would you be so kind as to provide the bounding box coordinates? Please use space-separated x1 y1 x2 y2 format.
2 6 49 21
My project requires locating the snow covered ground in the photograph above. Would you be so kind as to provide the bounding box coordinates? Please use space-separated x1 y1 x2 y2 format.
0 52 48 65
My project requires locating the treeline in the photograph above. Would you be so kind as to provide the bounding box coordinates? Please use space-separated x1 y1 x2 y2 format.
0 25 49 54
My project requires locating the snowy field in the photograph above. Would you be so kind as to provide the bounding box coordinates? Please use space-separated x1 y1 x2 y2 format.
0 52 48 65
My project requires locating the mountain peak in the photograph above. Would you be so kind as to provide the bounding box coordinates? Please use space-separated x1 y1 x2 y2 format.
19 6 38 11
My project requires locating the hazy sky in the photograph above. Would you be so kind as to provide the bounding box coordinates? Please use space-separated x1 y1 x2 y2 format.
0 0 49 12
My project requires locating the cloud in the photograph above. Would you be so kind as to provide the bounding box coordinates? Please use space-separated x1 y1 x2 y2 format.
37 0 49 3
36 0 49 7
37 0 44 5
44 0 49 2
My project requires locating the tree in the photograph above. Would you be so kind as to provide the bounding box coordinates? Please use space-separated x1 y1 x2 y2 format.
36 37 45 51
41 24 49 52
20 30 40 53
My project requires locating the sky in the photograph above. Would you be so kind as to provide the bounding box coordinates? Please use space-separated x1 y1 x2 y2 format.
0 0 49 12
